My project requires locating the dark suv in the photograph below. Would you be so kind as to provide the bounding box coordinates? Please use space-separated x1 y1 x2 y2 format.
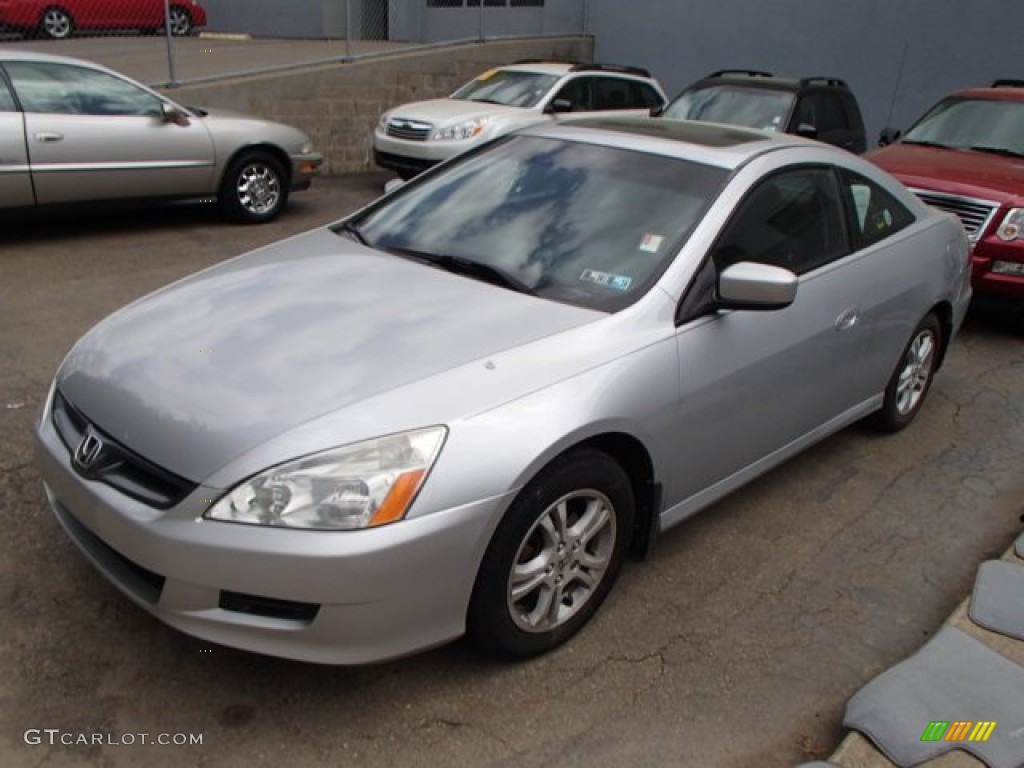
657 70 866 153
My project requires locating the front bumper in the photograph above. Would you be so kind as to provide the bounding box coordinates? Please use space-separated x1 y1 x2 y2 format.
35 396 507 664
288 152 323 192
372 128 480 176
971 238 1024 305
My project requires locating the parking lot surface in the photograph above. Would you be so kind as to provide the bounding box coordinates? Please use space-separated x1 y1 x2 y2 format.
1 176 1022 767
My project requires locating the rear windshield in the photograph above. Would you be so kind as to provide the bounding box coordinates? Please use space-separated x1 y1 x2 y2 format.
345 136 728 313
452 69 559 109
664 85 795 133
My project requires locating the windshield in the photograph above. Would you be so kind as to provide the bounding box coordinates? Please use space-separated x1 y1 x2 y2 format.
451 69 559 109
663 86 795 133
902 97 1024 154
341 136 728 312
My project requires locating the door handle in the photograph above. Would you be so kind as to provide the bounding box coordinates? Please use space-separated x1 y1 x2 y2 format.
835 307 860 331
34 132 64 143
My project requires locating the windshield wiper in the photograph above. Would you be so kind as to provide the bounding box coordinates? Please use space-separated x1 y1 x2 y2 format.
968 145 1024 158
901 139 952 149
388 248 536 295
337 220 370 246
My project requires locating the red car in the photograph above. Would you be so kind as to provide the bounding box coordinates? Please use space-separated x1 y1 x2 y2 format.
868 80 1024 311
0 0 207 39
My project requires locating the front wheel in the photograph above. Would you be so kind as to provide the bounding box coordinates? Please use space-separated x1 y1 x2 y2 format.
39 7 74 39
219 151 289 224
869 313 942 432
167 5 192 36
467 450 634 659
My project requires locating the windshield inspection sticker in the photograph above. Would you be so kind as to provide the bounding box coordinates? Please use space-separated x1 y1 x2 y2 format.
581 269 633 291
639 233 664 253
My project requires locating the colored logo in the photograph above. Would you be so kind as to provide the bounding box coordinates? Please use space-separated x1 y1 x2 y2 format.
920 721 997 742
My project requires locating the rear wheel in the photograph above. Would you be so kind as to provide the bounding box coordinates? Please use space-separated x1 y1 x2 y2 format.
467 450 634 659
167 5 192 36
219 151 289 224
869 313 942 432
39 7 74 39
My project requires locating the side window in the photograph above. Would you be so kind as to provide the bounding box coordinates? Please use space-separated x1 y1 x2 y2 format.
629 81 663 109
792 95 817 130
552 78 591 112
591 77 632 110
712 167 849 275
839 169 915 248
6 62 163 117
816 92 850 132
0 76 17 112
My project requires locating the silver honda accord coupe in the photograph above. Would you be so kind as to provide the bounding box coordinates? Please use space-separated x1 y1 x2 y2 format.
35 117 972 664
0 50 322 222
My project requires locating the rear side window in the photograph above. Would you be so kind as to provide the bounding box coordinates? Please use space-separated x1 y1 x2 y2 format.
793 92 850 132
591 77 634 110
839 169 915 248
629 81 663 109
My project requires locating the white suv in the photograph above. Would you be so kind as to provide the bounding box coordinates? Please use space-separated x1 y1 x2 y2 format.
373 61 667 179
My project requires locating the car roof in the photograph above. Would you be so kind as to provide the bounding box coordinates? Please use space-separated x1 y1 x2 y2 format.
0 48 95 66
951 84 1024 102
692 72 850 92
499 61 654 80
520 115 810 171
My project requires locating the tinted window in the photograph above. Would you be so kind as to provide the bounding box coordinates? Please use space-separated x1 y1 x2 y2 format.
0 77 16 112
630 81 663 109
347 136 728 312
713 167 848 275
839 169 915 248
451 69 558 109
552 78 592 111
6 62 163 116
664 85 795 133
591 77 633 110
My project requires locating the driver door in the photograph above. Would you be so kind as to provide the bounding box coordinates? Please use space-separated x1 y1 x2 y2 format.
5 61 215 205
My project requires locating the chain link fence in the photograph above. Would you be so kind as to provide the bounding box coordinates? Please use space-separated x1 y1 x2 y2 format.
0 0 592 87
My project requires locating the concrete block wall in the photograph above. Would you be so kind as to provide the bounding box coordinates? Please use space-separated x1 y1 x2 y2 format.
164 37 593 175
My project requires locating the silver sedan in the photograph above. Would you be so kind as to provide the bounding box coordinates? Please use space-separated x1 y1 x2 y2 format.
35 117 971 663
0 50 322 222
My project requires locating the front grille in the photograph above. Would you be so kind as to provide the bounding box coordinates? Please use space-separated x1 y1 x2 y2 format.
53 498 165 605
52 391 197 509
386 117 433 141
910 188 1001 242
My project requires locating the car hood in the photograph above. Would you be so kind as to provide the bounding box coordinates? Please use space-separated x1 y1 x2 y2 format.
867 144 1024 206
387 98 526 126
56 228 601 482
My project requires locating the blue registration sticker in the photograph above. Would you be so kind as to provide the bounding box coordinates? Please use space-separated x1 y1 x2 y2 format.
581 269 633 291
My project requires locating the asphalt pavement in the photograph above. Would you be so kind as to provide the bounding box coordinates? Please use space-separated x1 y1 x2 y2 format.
1 176 1022 768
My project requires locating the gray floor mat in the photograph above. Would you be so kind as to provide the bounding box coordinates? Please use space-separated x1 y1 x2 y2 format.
843 627 1024 767
970 561 1024 642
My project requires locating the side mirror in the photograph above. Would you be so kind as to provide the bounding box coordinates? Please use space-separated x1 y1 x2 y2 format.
795 122 818 139
717 262 797 311
161 102 190 126
878 127 902 146
544 98 574 115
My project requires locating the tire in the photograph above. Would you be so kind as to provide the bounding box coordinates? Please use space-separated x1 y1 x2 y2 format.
167 5 192 36
219 151 289 224
869 313 942 432
38 7 74 39
467 449 634 659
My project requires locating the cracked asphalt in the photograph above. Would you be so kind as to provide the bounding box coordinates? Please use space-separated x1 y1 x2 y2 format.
1 176 1022 768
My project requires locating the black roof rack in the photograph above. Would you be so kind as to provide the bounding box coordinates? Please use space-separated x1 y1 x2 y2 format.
798 76 850 89
991 79 1024 88
707 69 774 79
570 62 652 78
512 58 583 66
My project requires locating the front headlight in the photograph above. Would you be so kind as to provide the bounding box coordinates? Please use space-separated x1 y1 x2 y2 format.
205 427 447 530
996 208 1024 241
431 118 488 142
